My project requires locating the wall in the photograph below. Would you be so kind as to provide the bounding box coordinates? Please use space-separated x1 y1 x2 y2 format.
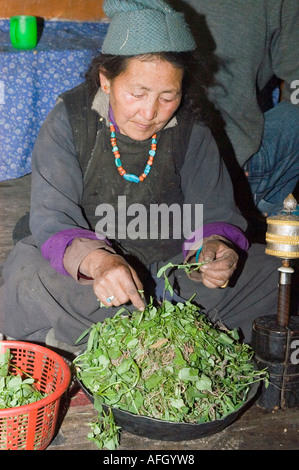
0 0 106 21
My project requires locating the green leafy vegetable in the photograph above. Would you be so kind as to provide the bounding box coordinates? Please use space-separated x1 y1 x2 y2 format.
0 349 45 409
74 260 268 449
87 401 121 450
74 307 267 447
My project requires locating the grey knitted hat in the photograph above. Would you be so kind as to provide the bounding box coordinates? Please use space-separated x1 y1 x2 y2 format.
102 0 196 55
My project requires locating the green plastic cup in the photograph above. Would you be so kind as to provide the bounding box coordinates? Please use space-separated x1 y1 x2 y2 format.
10 15 37 50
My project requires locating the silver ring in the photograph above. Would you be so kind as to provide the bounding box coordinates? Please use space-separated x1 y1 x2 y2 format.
106 295 115 302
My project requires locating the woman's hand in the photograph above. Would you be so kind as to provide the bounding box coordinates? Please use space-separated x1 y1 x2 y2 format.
79 249 145 311
197 238 238 289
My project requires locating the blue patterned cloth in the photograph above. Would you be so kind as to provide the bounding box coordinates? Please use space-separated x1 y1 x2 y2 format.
0 19 109 181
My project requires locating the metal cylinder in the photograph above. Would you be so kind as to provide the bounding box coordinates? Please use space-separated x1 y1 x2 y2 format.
265 219 299 259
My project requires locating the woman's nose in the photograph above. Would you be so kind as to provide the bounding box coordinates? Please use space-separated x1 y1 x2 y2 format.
140 98 158 121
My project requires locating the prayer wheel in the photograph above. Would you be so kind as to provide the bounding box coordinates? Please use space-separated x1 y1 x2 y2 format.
251 194 299 409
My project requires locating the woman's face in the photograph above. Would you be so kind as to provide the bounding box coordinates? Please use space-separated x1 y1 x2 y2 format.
100 57 184 141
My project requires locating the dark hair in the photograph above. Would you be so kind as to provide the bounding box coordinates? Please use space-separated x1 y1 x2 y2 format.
85 51 213 123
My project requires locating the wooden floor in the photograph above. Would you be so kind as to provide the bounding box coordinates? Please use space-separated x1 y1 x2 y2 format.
1 174 298 451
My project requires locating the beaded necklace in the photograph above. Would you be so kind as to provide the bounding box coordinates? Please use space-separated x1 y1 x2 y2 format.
109 122 157 183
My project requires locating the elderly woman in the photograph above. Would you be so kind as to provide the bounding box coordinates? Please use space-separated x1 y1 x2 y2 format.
0 0 280 352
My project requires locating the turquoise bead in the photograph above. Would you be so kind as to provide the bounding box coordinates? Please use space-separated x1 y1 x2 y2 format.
149 149 156 157
111 131 116 138
112 146 118 152
152 138 157 144
144 164 151 175
115 158 122 168
123 173 140 183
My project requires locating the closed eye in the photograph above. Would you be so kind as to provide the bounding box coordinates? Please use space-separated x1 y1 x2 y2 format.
132 93 144 99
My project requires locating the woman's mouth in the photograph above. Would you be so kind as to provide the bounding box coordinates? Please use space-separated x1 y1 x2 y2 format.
134 122 153 130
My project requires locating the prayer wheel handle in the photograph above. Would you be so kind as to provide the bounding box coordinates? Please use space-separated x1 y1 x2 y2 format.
277 261 294 327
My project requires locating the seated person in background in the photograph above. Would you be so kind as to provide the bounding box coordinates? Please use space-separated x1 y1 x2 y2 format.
172 0 299 217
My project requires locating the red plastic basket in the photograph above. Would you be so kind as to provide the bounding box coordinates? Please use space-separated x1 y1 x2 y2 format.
0 341 71 450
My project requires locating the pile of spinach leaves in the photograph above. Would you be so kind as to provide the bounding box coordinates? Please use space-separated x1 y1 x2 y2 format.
74 261 268 449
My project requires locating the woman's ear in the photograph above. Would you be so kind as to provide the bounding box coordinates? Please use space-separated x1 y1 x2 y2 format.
99 71 110 94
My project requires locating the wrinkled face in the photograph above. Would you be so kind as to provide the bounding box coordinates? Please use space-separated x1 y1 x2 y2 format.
100 57 184 141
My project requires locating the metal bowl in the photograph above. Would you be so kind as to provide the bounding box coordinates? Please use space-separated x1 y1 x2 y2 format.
78 379 260 441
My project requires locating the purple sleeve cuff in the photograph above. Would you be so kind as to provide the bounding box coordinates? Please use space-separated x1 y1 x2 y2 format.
182 222 249 258
41 228 109 276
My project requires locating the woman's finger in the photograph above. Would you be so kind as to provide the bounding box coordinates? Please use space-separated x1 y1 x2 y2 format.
93 262 145 311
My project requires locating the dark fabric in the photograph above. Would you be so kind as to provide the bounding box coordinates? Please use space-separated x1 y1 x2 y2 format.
60 82 194 266
28 94 247 250
12 212 31 244
81 125 186 265
0 235 282 345
59 83 100 178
